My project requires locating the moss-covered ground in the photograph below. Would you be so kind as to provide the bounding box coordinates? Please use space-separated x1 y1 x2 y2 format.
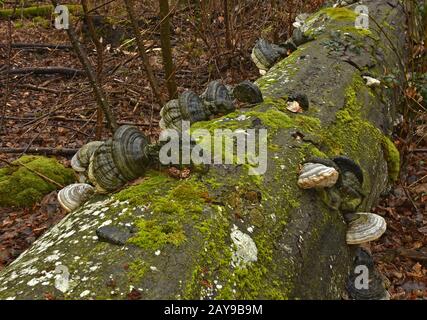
0 155 75 207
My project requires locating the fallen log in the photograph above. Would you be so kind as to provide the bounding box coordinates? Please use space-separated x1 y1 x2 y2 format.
0 43 73 51
1 116 155 127
2 67 85 77
0 0 406 300
0 147 78 156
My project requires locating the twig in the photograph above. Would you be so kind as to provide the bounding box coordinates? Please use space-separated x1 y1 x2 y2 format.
20 118 48 157
2 116 154 127
82 0 105 140
0 147 78 156
124 0 165 105
3 67 85 76
17 84 75 94
50 0 118 133
0 159 64 189
0 43 73 50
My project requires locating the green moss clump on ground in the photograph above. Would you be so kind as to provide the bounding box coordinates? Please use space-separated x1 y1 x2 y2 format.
0 5 82 20
0 155 75 207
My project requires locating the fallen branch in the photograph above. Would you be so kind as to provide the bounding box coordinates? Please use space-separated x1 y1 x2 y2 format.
397 248 427 262
2 116 155 127
3 67 85 76
0 43 73 50
17 84 75 94
0 147 78 156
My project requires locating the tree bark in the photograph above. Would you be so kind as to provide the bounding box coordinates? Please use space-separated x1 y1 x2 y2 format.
0 0 406 300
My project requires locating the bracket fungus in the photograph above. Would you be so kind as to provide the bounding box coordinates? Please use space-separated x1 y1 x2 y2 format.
345 212 387 245
201 80 235 114
346 248 390 300
57 183 95 212
160 86 236 131
297 162 340 189
297 156 387 246
70 141 103 173
160 91 208 130
251 38 287 74
232 80 264 104
87 126 151 193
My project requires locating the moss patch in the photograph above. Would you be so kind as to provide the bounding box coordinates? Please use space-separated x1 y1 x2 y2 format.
0 155 75 207
128 219 186 250
114 172 208 250
319 7 358 21
128 259 149 282
0 5 82 20
381 136 400 182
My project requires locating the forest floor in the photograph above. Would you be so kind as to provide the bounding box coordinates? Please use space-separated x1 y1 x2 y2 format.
0 1 426 299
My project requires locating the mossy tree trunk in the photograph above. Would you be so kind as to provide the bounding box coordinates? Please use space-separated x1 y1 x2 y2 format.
0 0 406 300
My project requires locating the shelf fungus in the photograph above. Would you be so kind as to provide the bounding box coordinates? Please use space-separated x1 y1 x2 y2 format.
297 161 340 189
160 90 213 130
160 84 237 131
346 248 390 300
251 38 287 75
346 212 387 245
88 125 150 193
232 80 264 104
71 141 103 173
57 183 95 212
201 80 235 114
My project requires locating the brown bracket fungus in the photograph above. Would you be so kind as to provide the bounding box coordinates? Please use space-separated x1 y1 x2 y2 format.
57 183 95 212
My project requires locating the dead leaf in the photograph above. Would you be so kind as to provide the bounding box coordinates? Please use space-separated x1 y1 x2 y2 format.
286 101 303 113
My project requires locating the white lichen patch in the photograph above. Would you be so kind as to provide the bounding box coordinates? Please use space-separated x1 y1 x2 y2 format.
80 290 90 297
230 226 258 267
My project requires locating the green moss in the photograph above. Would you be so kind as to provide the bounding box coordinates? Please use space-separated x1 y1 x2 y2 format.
306 74 400 183
294 115 321 132
381 136 400 182
0 155 75 207
128 219 186 250
337 26 373 37
191 112 243 133
300 143 328 159
115 173 207 250
320 7 358 21
0 4 82 20
128 258 149 282
246 109 294 133
256 48 304 92
32 16 50 28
